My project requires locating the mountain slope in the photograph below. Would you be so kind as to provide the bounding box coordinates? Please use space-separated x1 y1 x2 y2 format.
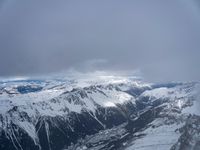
0 76 199 150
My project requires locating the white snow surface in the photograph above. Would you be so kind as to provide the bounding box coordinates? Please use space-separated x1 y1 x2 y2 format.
0 89 64 114
141 86 189 100
0 75 141 117
125 119 183 150
0 75 198 150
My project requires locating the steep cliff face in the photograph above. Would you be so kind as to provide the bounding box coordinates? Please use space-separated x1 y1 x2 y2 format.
0 76 198 150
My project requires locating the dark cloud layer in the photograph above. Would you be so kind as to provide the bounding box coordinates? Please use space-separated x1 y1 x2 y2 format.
0 0 200 82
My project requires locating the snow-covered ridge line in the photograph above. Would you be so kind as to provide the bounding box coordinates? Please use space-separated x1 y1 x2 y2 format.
0 75 148 115
0 76 142 150
0 75 198 150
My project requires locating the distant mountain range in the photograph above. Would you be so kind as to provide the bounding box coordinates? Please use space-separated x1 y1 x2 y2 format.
0 75 199 150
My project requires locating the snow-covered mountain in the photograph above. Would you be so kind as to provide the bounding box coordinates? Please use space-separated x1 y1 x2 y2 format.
0 75 199 150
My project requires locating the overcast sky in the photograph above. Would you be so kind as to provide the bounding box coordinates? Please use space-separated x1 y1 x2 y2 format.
0 0 200 82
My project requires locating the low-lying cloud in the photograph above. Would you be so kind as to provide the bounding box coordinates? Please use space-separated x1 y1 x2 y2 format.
0 0 200 82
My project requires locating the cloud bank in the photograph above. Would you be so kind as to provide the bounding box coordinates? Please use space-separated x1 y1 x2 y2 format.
0 0 200 82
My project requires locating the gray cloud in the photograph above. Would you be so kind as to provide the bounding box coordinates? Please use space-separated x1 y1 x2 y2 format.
0 0 200 82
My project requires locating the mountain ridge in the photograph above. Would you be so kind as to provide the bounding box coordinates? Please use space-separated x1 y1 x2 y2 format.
0 75 198 150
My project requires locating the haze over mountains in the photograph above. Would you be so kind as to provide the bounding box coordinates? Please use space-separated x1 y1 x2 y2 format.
0 1 200 150
0 0 200 82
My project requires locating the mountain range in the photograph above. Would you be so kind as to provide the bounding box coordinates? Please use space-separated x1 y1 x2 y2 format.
0 75 199 150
